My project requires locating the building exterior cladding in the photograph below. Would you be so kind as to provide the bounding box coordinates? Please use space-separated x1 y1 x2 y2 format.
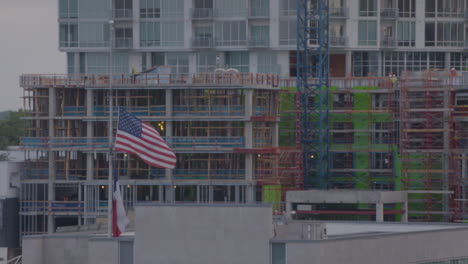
59 0 468 78
18 0 468 235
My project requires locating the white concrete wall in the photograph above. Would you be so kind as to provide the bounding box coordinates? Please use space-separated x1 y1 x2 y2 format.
285 228 468 264
0 161 19 198
22 236 120 264
134 205 273 264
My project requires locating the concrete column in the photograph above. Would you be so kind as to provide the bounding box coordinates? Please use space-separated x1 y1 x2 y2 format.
86 90 94 181
165 90 173 117
245 185 255 203
184 0 193 50
73 53 80 74
377 52 382 77
402 202 408 223
164 185 174 203
158 185 164 201
188 53 197 77
250 52 258 74
269 0 279 48
165 121 173 180
376 202 384 222
48 87 56 234
133 0 140 49
345 51 352 76
445 52 451 69
272 122 279 147
245 89 253 118
146 52 152 68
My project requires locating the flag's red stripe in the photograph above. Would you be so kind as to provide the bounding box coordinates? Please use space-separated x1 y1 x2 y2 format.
116 133 176 161
112 200 120 237
115 144 175 168
115 140 176 168
116 130 175 160
141 130 174 153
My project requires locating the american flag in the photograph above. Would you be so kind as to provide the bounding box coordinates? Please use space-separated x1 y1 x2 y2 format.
115 108 176 169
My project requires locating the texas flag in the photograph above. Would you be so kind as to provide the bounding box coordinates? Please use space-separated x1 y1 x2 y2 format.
112 167 130 237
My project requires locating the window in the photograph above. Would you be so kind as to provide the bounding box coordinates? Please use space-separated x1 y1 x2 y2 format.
257 52 279 74
250 0 269 16
332 153 354 169
67 53 75 74
383 51 405 76
151 52 165 67
333 94 353 108
397 0 415 17
397 21 415 47
194 0 213 8
59 0 78 18
371 152 392 169
280 0 296 16
332 122 353 144
79 22 110 47
85 53 129 74
279 19 296 46
372 122 391 144
272 243 286 264
140 22 184 47
115 28 133 48
225 52 249 72
197 52 217 72
140 0 161 18
214 21 247 46
215 0 248 17
358 20 377 46
426 0 465 17
167 53 189 74
250 25 269 46
59 23 78 47
450 53 468 71
426 22 464 47
359 0 377 16
114 0 133 18
353 51 378 77
79 0 109 19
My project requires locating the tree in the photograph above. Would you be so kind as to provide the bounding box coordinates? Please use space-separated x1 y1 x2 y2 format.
0 110 27 150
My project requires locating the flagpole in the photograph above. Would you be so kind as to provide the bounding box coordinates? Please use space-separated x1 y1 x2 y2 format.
107 19 114 237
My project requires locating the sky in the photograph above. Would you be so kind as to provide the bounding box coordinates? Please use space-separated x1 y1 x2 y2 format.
0 0 65 111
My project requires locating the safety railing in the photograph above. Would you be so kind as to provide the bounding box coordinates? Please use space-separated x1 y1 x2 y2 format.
249 37 270 48
21 201 84 213
380 8 398 18
191 8 214 19
168 136 244 148
192 37 214 48
330 36 347 47
173 169 245 180
112 9 133 19
173 105 244 116
330 7 348 18
20 72 280 89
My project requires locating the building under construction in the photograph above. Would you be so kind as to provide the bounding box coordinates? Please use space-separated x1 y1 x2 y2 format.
18 0 468 235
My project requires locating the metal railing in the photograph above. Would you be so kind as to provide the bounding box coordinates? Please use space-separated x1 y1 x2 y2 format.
215 39 247 47
115 38 133 48
330 7 348 18
191 8 214 19
20 72 281 89
249 8 269 17
3 255 22 264
330 36 347 47
380 8 398 18
20 201 84 213
381 37 397 48
249 37 270 47
192 37 213 48
112 9 133 19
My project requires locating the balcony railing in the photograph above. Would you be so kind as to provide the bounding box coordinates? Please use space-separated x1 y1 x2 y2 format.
249 8 269 17
249 37 270 48
381 37 397 48
191 8 214 19
214 39 247 47
192 37 214 48
115 38 133 49
21 136 245 150
330 7 348 18
381 8 398 18
20 72 280 89
173 169 245 180
330 36 347 47
112 9 133 19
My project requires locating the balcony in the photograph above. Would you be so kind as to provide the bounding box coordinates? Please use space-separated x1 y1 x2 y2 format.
381 37 397 48
249 8 269 18
249 37 270 48
192 37 214 48
380 8 398 19
214 39 247 47
330 7 348 18
191 8 214 19
114 38 133 49
112 9 133 20
330 36 347 47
